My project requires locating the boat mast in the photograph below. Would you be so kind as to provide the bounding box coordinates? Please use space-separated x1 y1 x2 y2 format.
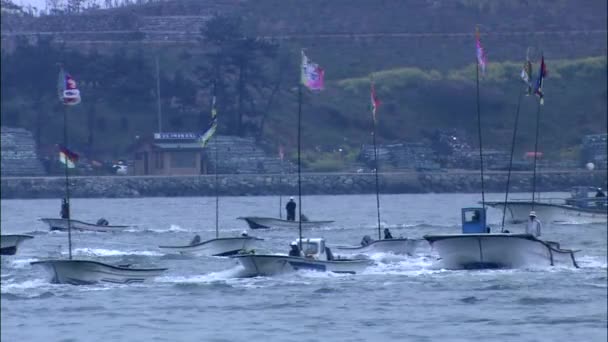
531 52 545 210
370 75 382 240
63 104 73 260
297 71 303 251
213 80 219 239
475 27 486 209
501 89 524 231
279 153 283 219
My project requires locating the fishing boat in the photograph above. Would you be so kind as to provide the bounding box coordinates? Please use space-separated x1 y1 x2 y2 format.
32 67 167 285
423 208 579 269
0 234 33 255
237 216 334 229
485 186 607 224
40 218 129 232
336 75 418 256
233 238 372 277
159 81 261 256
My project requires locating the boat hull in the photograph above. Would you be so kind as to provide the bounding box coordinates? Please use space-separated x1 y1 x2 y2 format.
424 233 579 269
232 254 373 277
335 238 419 256
31 259 167 285
40 218 129 233
238 217 334 229
485 201 607 224
159 237 260 256
0 234 34 255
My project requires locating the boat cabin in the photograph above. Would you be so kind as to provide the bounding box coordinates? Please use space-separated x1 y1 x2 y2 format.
461 208 488 234
566 186 607 209
294 238 331 261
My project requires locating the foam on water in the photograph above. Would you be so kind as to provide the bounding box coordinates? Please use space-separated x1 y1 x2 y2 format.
71 248 163 257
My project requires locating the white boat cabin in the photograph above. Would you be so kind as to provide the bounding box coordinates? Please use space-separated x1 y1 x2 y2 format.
293 238 333 261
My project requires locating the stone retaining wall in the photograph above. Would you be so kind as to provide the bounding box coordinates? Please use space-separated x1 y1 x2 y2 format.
1 171 605 199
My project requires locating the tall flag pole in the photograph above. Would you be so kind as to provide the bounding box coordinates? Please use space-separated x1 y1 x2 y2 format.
531 54 547 207
298 50 325 250
370 74 383 240
58 66 81 260
501 49 530 231
212 81 220 239
475 26 487 209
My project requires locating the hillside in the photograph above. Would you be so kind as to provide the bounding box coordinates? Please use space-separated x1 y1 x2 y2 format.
0 0 606 166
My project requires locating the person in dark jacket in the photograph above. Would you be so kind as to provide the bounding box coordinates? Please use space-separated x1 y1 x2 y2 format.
288 242 301 257
190 235 201 245
383 228 393 239
60 198 69 219
286 197 296 221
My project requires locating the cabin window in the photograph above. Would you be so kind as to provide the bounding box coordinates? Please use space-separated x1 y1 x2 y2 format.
301 242 319 256
464 210 481 223
171 151 196 168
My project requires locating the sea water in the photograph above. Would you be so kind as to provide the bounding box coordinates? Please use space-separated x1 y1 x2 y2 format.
1 193 606 341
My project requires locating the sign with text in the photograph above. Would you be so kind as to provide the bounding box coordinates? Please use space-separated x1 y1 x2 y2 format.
154 132 198 140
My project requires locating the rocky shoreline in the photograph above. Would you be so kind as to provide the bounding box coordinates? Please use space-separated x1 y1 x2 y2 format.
1 170 606 199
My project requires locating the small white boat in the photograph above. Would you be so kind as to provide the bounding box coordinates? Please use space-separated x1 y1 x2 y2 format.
335 238 419 256
159 236 261 256
0 234 34 255
237 216 334 229
40 218 129 232
232 238 373 277
423 208 579 270
486 187 607 224
31 259 167 285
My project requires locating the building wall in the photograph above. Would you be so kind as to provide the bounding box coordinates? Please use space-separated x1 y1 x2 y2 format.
133 147 202 175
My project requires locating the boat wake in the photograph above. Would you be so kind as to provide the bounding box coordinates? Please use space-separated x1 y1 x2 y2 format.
141 224 188 233
70 248 163 257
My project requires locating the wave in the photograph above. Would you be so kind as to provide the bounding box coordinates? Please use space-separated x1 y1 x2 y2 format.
140 224 188 233
71 248 163 257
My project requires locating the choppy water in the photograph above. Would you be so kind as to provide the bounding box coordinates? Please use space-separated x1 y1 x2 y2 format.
1 193 606 342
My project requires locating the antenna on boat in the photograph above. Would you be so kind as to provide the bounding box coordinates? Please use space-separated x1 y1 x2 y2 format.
213 79 219 239
500 47 530 232
531 51 545 210
475 25 486 209
369 74 382 240
279 146 283 219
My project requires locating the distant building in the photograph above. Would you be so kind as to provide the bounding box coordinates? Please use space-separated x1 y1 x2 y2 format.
131 132 205 176
0 126 45 176
581 133 607 169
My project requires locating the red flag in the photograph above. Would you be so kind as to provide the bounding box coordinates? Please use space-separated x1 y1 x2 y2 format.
371 81 381 123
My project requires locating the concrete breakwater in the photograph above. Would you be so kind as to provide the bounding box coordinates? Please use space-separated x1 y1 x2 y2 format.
1 170 606 199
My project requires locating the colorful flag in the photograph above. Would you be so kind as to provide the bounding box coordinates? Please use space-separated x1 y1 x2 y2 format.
278 145 285 161
475 28 487 75
534 55 548 105
58 145 78 168
198 94 217 147
370 78 381 123
521 60 533 96
301 50 325 91
58 68 81 106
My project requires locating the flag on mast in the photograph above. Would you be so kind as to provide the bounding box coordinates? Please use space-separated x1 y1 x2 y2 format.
475 27 488 75
199 94 218 147
58 68 81 106
534 55 548 105
520 48 533 95
58 145 79 168
301 50 325 91
370 77 381 123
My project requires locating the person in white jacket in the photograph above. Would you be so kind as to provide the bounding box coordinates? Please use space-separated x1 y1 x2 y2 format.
526 211 542 237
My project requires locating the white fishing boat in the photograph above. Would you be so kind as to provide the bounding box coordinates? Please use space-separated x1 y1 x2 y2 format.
423 208 579 270
159 236 261 256
40 218 129 232
233 238 373 277
335 237 419 256
31 259 167 285
32 67 167 285
237 216 334 229
0 234 34 255
486 187 607 224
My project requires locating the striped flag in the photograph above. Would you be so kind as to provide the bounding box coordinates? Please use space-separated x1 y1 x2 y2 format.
534 55 548 105
58 68 81 106
475 27 487 75
370 78 381 123
198 94 218 147
58 145 78 168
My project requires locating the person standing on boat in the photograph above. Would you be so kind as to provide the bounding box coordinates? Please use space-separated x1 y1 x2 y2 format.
60 198 69 219
526 211 542 237
595 188 605 198
288 242 301 257
286 197 296 221
383 228 393 239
